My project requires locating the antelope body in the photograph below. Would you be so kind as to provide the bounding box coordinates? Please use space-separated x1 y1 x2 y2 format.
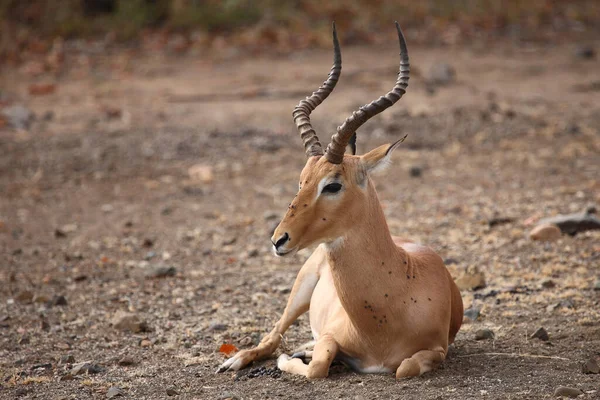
218 22 463 379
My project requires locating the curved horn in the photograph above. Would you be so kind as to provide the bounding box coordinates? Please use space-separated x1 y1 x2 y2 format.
293 22 342 158
325 21 409 164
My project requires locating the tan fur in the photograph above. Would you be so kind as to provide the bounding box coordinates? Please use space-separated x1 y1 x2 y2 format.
218 145 463 379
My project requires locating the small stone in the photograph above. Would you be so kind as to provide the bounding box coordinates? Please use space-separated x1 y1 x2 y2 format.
33 294 50 303
208 322 228 332
59 354 75 365
15 291 34 304
409 166 422 178
117 356 135 366
1 104 33 129
581 357 599 374
541 279 556 289
166 387 179 396
574 45 595 60
246 248 259 258
474 329 495 340
71 362 104 375
593 279 600 291
529 224 561 241
455 266 486 291
427 62 456 85
219 392 239 400
263 211 279 221
112 311 148 333
531 327 549 341
188 164 213 183
553 386 583 398
239 336 253 346
107 387 124 399
140 338 152 347
463 307 481 322
51 295 68 306
144 265 176 279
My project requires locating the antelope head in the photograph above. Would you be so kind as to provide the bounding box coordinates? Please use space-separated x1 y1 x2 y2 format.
272 22 410 257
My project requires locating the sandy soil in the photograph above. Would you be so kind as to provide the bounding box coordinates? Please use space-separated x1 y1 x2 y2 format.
1 39 599 399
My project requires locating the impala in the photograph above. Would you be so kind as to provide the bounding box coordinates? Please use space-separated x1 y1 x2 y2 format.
218 22 463 379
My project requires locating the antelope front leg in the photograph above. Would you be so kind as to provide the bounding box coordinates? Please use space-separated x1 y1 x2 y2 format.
277 334 338 379
217 255 321 373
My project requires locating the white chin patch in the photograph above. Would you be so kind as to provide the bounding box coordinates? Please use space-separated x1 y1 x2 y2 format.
324 237 344 250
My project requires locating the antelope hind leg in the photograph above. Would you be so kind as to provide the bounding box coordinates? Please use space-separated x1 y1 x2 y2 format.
395 348 446 379
278 334 338 379
217 253 322 373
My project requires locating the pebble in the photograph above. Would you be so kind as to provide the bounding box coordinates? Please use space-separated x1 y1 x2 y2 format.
593 279 600 291
1 104 33 129
239 336 254 346
427 62 456 85
144 265 176 279
531 327 549 341
15 291 34 304
219 392 239 400
71 361 104 375
246 366 282 379
474 329 495 340
455 267 486 291
553 386 583 398
409 166 422 178
59 355 75 365
140 338 153 347
529 223 561 242
538 208 600 236
166 387 180 396
246 248 259 258
582 357 599 374
112 311 148 333
541 279 556 289
188 164 213 183
575 45 595 60
208 322 228 332
51 295 68 306
107 387 124 399
463 307 481 322
117 356 135 366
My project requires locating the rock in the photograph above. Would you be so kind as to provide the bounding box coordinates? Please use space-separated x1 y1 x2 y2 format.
59 355 75 365
488 216 514 228
538 208 600 236
15 291 34 304
455 266 486 291
594 279 600 291
463 307 481 322
581 357 599 374
112 311 148 333
263 211 279 221
529 223 561 242
71 362 104 375
409 166 422 178
239 336 254 347
107 387 124 398
140 338 152 347
219 392 239 400
33 294 50 303
1 105 33 129
117 356 135 366
531 327 549 341
188 164 213 183
166 387 180 396
246 248 259 258
144 265 176 279
541 279 556 289
51 295 68 306
427 62 456 85
475 329 495 340
553 386 583 398
208 322 228 332
575 45 595 60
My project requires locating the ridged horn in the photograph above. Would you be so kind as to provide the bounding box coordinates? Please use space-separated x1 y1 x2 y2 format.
325 21 409 164
293 22 342 158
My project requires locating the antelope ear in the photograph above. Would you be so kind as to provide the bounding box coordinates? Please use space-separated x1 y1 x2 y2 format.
360 135 406 174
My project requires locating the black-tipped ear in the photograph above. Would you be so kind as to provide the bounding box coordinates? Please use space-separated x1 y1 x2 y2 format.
348 133 357 155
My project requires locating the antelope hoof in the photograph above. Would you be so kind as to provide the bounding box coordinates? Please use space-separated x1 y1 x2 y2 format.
216 355 245 373
277 354 292 370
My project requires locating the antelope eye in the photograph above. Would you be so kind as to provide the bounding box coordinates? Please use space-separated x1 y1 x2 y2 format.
322 182 342 194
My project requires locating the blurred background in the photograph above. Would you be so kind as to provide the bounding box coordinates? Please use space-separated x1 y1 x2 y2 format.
1 1 599 399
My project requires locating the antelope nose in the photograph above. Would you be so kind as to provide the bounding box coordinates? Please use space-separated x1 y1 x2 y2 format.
272 232 290 249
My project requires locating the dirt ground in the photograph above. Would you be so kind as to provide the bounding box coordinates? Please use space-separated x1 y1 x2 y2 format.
1 37 600 400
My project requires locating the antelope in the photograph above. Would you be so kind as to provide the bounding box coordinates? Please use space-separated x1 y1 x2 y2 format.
217 22 463 380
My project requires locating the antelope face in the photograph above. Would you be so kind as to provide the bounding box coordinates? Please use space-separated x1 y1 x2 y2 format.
269 21 409 256
271 141 403 256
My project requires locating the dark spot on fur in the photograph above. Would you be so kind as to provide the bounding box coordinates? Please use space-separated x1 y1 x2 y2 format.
373 316 376 319
304 204 307 207
404 261 407 264
380 320 383 323
381 261 384 265
389 271 392 274
413 275 415 279
406 275 410 279
384 294 388 297
428 298 431 301
322 218 327 221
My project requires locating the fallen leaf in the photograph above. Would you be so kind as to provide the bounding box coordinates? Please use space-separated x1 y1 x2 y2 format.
219 343 238 356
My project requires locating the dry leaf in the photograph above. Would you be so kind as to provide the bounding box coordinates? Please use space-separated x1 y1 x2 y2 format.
219 343 238 356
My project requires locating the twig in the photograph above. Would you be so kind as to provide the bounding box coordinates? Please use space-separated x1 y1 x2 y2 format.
458 352 570 361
